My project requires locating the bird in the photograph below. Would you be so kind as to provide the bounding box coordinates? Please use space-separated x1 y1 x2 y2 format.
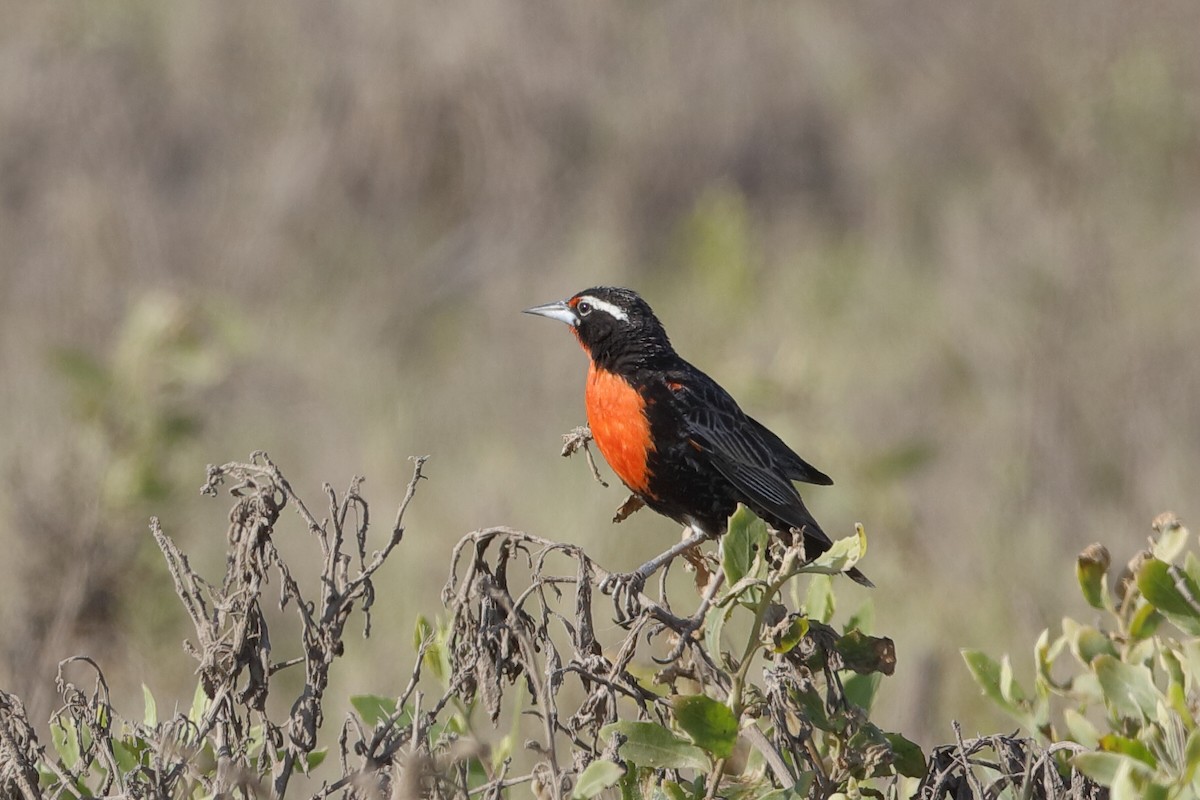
523 286 871 600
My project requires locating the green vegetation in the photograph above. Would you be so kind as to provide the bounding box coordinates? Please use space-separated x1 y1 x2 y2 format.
965 513 1200 798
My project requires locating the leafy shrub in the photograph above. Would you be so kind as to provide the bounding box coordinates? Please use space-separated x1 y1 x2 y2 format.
965 512 1200 798
1 450 1160 799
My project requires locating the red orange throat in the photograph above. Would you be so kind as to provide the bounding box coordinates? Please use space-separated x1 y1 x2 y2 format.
585 364 655 496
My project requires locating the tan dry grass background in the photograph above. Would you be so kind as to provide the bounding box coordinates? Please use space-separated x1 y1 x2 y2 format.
2 0 1199 756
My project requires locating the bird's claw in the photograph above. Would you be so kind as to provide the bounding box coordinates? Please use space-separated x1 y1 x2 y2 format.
599 570 648 624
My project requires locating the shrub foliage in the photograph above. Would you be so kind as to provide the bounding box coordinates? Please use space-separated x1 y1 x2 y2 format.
6 450 1189 798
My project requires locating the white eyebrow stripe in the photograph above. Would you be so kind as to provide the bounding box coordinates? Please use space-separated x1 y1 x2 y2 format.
578 295 629 322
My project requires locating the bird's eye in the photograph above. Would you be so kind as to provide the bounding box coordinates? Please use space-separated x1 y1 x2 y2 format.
577 301 593 316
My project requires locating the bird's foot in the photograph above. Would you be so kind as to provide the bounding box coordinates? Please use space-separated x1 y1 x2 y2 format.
599 569 648 624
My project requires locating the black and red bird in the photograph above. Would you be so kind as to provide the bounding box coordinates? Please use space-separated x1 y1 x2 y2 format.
524 286 871 588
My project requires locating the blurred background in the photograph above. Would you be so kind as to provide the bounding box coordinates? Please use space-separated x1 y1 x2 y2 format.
2 0 1199 760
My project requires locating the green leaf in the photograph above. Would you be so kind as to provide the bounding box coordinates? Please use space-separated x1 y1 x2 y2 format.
1093 655 1160 720
1185 551 1200 588
1139 558 1200 616
78 719 93 755
1162 656 1194 731
188 681 209 723
805 575 834 625
724 574 766 610
805 524 866 575
704 602 735 668
51 720 80 768
36 765 60 790
791 685 832 732
1136 782 1170 800
1138 559 1200 634
672 696 739 759
962 649 1038 732
573 760 626 798
142 684 158 727
1098 734 1157 768
999 654 1025 705
1128 637 1157 666
757 779 811 799
963 650 1011 710
1035 628 1070 691
1152 518 1188 562
303 748 327 773
112 738 140 772
767 614 809 655
884 732 927 779
1128 603 1164 640
1184 728 1200 783
1065 620 1118 665
1069 671 1105 705
653 780 690 800
1182 640 1200 686
722 506 768 587
600 721 712 772
843 673 881 712
351 695 399 728
846 601 875 636
1063 709 1100 749
1073 752 1151 786
1077 544 1111 610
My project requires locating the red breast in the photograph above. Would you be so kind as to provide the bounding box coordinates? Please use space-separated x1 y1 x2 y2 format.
585 363 656 497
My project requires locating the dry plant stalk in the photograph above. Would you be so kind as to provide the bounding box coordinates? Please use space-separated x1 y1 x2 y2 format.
180 451 427 797
1 690 42 800
3 452 428 799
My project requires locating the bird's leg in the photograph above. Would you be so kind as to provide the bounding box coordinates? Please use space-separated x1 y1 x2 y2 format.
600 528 712 622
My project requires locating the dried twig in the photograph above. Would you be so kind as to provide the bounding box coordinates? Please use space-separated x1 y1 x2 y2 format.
0 691 41 800
918 727 1104 799
560 426 609 488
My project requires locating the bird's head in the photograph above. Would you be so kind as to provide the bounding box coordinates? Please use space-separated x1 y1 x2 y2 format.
524 286 673 369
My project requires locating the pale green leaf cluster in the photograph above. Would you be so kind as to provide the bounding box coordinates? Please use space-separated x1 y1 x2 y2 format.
965 514 1200 798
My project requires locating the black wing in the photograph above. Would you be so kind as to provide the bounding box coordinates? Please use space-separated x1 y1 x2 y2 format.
747 416 832 486
659 367 873 588
671 372 833 546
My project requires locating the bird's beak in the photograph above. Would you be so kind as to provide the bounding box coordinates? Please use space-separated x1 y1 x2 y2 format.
522 300 579 327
